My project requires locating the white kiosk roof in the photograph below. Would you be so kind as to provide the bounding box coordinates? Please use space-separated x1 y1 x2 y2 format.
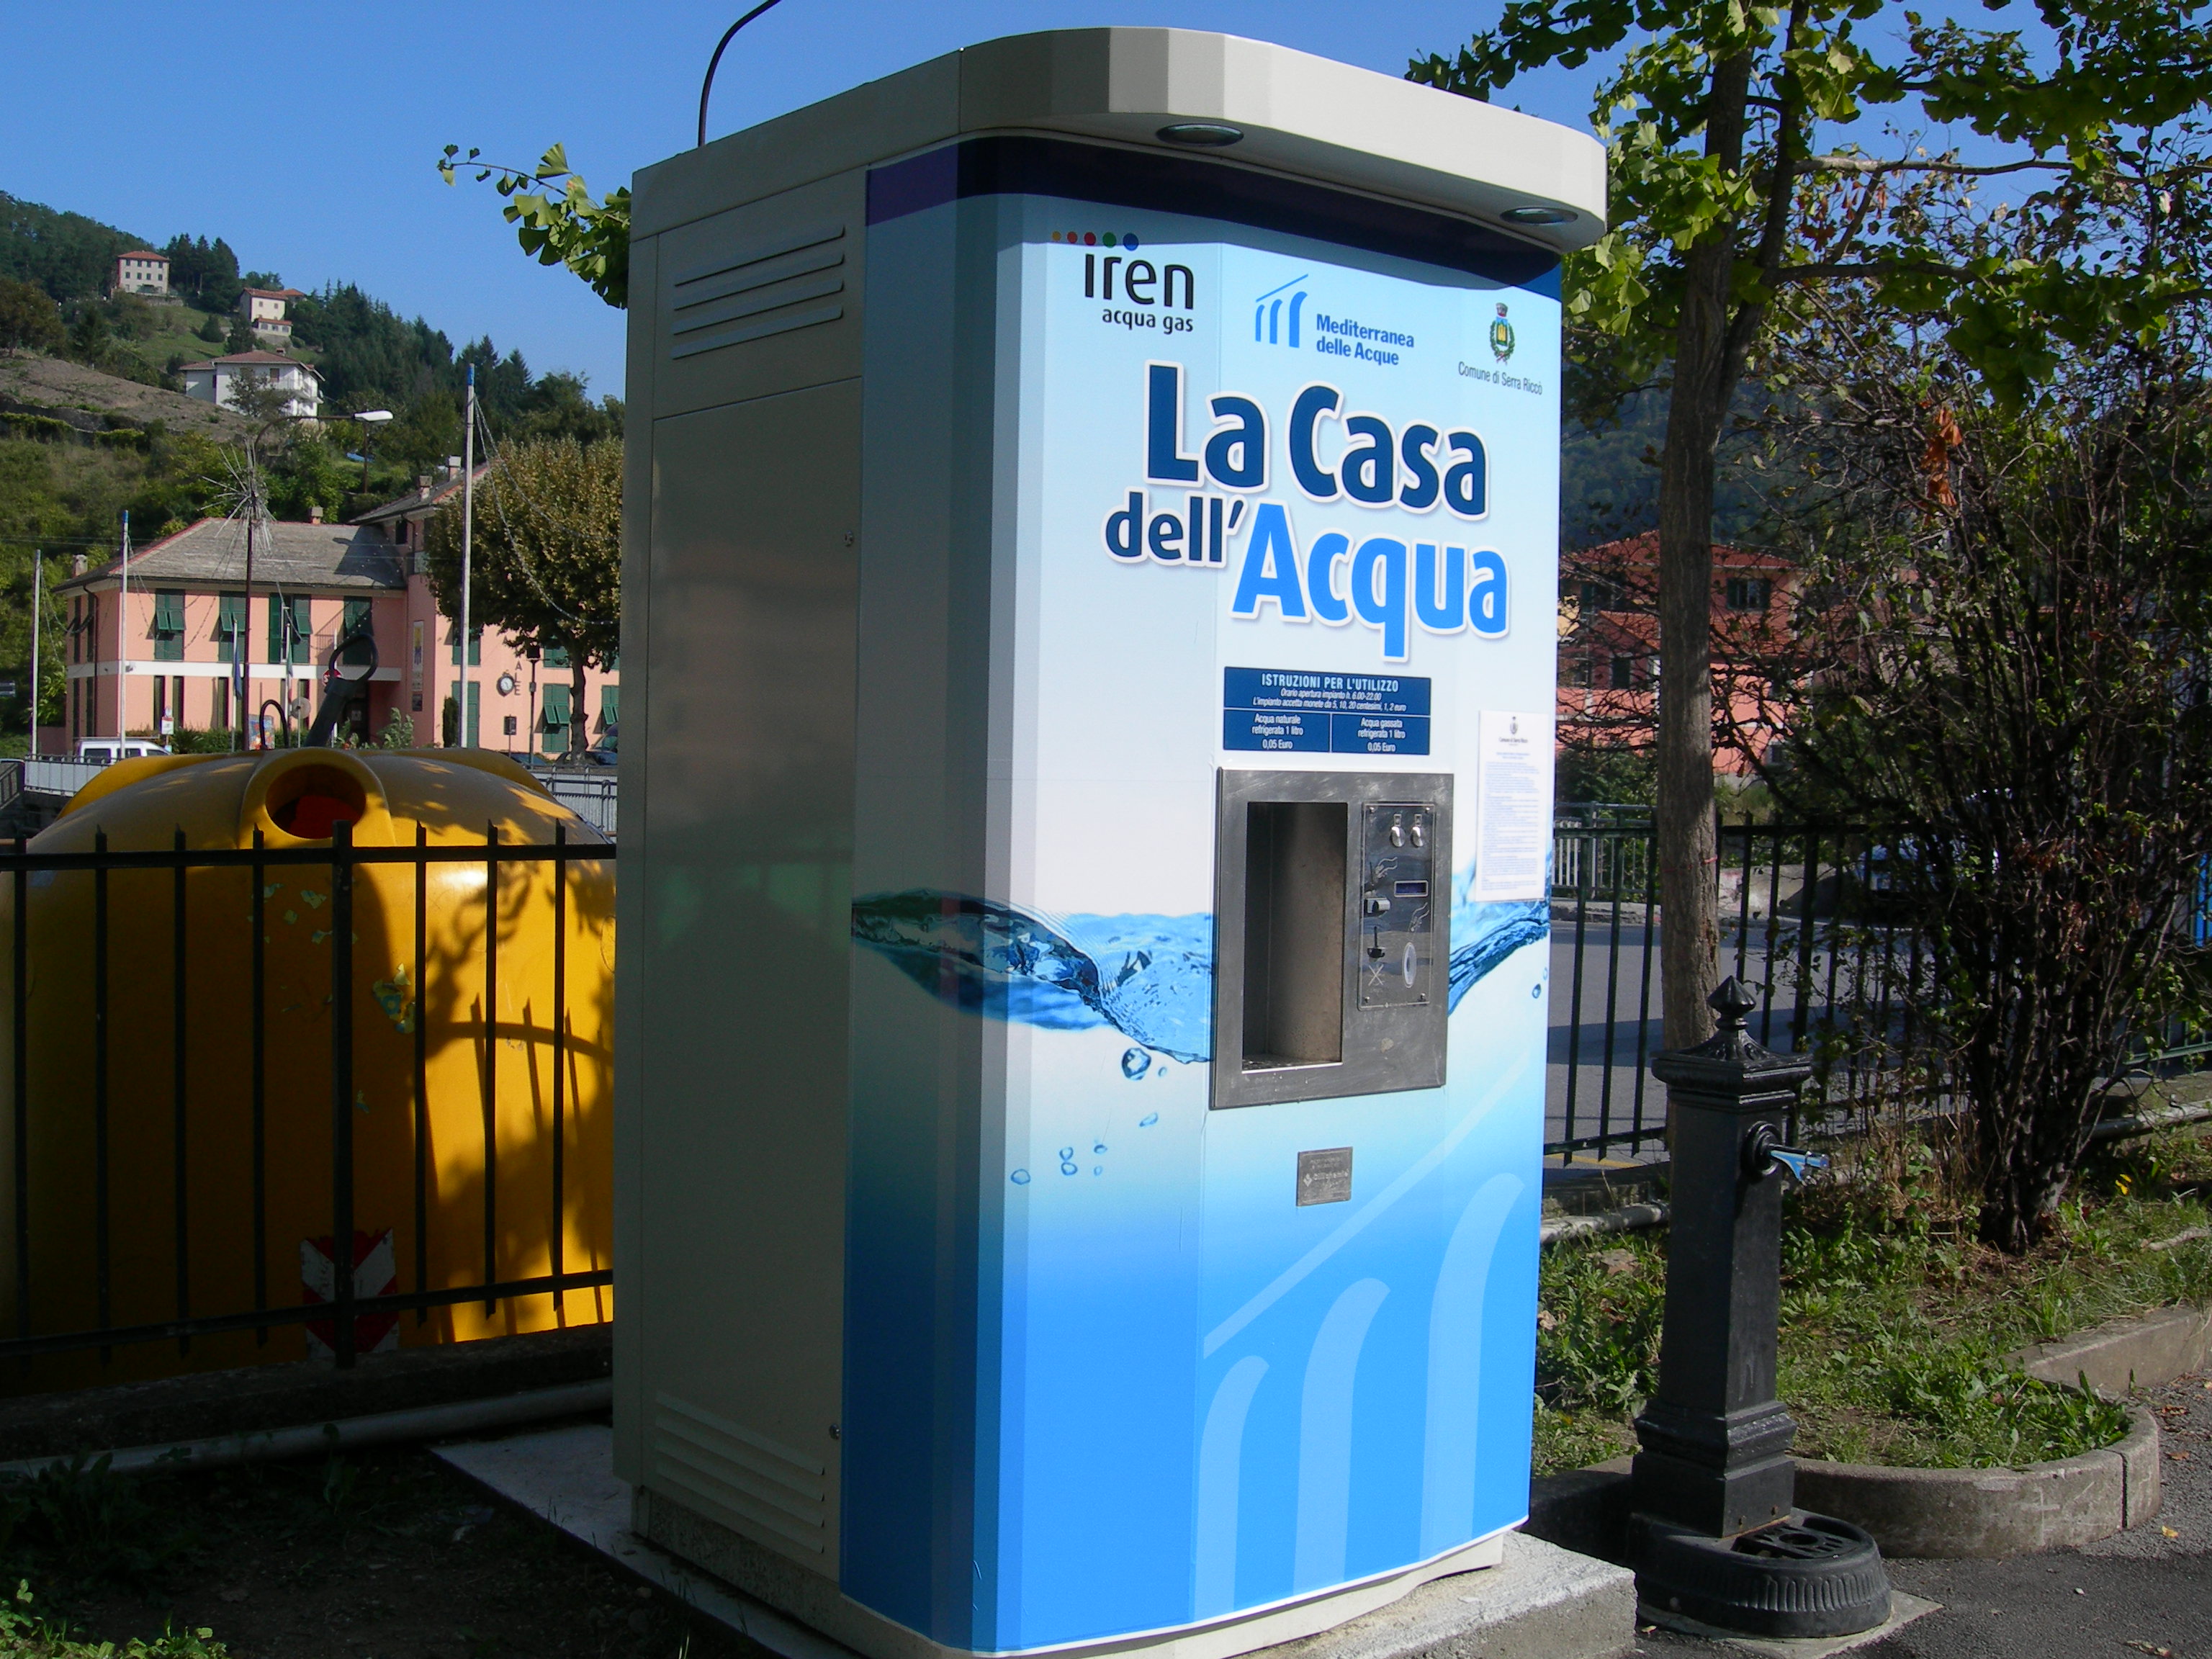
634 27 1608 253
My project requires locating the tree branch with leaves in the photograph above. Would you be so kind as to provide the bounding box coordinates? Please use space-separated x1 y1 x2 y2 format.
1414 0 2212 1048
438 145 631 310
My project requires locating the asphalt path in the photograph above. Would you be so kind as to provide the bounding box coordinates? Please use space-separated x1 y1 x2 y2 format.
1632 1370 2212 1659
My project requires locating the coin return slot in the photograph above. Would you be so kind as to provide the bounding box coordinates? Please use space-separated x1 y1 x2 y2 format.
1241 801 1346 1071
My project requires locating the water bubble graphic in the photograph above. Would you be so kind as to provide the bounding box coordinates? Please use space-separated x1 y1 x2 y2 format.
1093 1141 1108 1155
1092 1165 1103 1176
1121 1048 1152 1080
1532 981 1543 998
1058 1146 1074 1161
1139 1112 1159 1128
1010 1169 1031 1185
1060 1161 1079 1177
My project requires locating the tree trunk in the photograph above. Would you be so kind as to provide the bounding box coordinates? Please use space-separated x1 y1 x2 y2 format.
572 655 588 757
1655 50 1757 1053
1655 336 1726 1051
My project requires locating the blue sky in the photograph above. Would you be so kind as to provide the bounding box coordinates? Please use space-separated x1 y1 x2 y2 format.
0 3 1626 398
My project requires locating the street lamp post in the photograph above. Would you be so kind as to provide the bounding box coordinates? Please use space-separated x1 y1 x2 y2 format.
344 408 395 490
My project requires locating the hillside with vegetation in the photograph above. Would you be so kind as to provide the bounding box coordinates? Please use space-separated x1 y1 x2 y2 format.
0 188 623 750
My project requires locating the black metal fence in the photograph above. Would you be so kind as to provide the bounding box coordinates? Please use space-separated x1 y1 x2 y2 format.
2 800 2199 1375
0 825 613 1379
1545 810 2211 1162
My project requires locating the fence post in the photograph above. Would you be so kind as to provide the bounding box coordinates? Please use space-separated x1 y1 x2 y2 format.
93 830 109 1362
251 829 268 1341
413 824 428 1325
483 821 500 1313
331 818 356 1369
171 827 189 1354
552 824 567 1305
12 837 27 1350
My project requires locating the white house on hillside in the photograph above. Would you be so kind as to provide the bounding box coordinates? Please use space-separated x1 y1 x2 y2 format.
180 351 321 418
237 286 304 345
112 251 169 297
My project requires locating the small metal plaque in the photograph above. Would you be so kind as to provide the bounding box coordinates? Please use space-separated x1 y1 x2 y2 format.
1296 1147 1353 1206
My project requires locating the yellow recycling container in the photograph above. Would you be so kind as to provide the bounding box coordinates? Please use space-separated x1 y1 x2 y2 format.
0 747 614 1391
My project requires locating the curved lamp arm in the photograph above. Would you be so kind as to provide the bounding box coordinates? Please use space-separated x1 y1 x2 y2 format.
698 0 791 149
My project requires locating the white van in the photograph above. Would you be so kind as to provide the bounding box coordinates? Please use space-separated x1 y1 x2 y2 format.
75 737 170 765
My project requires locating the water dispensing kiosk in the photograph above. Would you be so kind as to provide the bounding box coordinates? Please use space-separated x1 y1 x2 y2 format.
614 29 1603 1659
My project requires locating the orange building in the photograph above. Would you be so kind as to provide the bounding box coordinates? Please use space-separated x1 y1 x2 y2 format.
1555 532 1797 773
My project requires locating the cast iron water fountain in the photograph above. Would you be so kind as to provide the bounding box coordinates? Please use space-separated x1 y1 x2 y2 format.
1629 979 1892 1638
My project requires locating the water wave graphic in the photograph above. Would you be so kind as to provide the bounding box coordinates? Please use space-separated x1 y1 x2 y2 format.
850 889 1549 1066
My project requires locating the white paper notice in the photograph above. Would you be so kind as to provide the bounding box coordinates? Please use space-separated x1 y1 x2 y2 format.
1474 711 1555 902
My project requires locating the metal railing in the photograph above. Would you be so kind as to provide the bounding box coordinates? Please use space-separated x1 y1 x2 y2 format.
531 772 618 836
1545 811 2209 1161
0 825 613 1374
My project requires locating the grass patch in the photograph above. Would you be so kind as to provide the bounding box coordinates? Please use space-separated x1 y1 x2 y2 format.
0 1579 224 1656
1532 1124 2212 1476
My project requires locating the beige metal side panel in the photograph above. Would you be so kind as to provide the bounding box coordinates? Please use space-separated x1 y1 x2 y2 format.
635 380 860 1570
650 172 868 423
611 230 660 1486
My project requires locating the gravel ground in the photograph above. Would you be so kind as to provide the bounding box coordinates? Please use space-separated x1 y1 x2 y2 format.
51 1432 772 1659
1634 1370 2212 1659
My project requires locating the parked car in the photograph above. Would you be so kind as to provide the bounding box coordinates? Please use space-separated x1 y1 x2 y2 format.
75 737 170 765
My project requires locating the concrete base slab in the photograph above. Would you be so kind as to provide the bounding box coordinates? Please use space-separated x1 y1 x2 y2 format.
1637 1592 1940 1658
1259 1534 1634 1659
436 1424 1635 1659
436 1423 857 1659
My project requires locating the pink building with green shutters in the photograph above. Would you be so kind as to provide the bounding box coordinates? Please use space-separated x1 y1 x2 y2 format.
51 469 618 756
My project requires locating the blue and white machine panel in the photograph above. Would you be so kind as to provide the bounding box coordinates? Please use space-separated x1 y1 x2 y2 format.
846 143 1558 1656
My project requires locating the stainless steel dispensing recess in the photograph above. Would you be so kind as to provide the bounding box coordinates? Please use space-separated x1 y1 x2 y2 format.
1212 770 1452 1107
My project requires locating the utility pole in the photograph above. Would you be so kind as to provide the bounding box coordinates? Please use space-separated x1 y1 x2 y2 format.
28 549 40 757
460 364 476 748
240 455 258 750
116 510 130 742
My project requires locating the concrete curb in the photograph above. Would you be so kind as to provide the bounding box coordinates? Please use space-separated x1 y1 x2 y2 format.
1791 1408 2162 1558
2008 1300 2212 1398
1531 1411 2165 1563
1531 1298 2212 1563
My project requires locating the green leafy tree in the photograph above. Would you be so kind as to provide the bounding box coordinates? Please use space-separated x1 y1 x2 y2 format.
0 279 63 351
163 233 243 311
378 391 462 480
1757 221 2212 1248
511 371 623 444
423 438 621 752
64 303 114 372
0 192 140 304
1413 0 2212 1048
437 145 631 309
266 434 350 522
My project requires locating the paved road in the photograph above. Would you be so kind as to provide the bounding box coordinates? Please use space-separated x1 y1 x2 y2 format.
1632 1370 2212 1659
1542 918 1909 1160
